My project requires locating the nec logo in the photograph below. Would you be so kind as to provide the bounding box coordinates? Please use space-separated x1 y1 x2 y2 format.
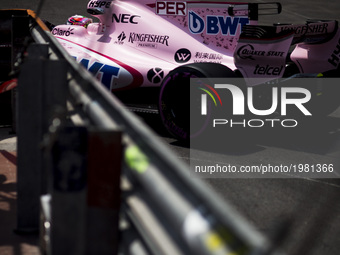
156 1 187 16
112 14 141 24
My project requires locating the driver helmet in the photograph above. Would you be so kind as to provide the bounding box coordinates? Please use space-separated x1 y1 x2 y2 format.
67 15 93 28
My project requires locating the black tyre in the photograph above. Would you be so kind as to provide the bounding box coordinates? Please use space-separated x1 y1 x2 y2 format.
158 63 237 141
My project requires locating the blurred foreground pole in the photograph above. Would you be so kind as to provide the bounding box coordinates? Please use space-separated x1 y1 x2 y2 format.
16 43 67 232
49 127 88 255
40 127 122 255
86 130 122 254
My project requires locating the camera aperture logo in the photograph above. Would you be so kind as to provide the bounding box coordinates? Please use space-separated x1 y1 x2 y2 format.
199 83 222 115
196 81 312 130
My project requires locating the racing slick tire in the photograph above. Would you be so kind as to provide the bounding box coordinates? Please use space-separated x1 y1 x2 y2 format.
158 63 237 141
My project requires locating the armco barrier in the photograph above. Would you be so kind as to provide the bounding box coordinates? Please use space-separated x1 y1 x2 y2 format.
13 11 283 255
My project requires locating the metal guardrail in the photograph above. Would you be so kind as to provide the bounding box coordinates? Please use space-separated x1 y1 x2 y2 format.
13 11 281 255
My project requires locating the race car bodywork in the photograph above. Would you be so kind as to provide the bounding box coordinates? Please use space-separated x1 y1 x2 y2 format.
52 0 340 87
52 0 259 91
50 0 340 139
1 1 339 139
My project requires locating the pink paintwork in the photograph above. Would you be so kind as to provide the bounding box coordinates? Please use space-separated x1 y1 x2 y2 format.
289 21 340 74
52 0 340 91
52 0 255 91
234 33 294 86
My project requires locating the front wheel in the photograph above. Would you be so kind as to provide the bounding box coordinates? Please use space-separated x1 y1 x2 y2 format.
158 63 237 141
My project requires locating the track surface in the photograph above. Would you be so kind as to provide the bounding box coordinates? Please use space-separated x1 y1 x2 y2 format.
1 0 340 254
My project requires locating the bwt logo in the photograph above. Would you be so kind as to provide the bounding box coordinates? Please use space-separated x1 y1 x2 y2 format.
78 58 120 90
189 11 249 36
201 84 312 116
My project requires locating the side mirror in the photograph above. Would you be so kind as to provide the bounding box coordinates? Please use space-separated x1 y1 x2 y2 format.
87 7 105 15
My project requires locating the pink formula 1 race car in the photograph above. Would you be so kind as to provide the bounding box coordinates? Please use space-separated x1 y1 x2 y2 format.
50 0 340 140
5 1 340 139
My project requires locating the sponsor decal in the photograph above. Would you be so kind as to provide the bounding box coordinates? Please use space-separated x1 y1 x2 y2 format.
267 51 285 57
278 23 329 36
156 1 187 16
194 52 223 63
328 37 340 68
88 0 111 8
129 33 169 48
79 58 120 90
55 37 143 89
112 14 141 24
189 11 249 36
147 67 164 83
52 27 74 36
237 44 285 60
175 48 191 63
114 31 127 45
253 65 284 76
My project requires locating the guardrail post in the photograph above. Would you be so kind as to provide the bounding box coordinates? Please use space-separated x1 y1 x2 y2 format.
86 129 122 254
41 127 122 255
16 43 67 232
49 126 88 255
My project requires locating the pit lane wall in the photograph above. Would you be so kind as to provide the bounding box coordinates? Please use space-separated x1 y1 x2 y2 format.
12 10 279 255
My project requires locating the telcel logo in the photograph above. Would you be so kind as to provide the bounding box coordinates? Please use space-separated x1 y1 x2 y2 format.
200 84 312 128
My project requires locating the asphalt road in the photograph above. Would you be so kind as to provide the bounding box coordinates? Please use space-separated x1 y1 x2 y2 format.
1 0 340 254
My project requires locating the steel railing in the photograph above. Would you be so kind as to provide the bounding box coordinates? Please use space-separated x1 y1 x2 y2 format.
12 10 281 255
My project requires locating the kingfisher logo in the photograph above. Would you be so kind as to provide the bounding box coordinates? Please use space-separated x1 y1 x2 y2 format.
118 32 126 42
189 11 249 36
